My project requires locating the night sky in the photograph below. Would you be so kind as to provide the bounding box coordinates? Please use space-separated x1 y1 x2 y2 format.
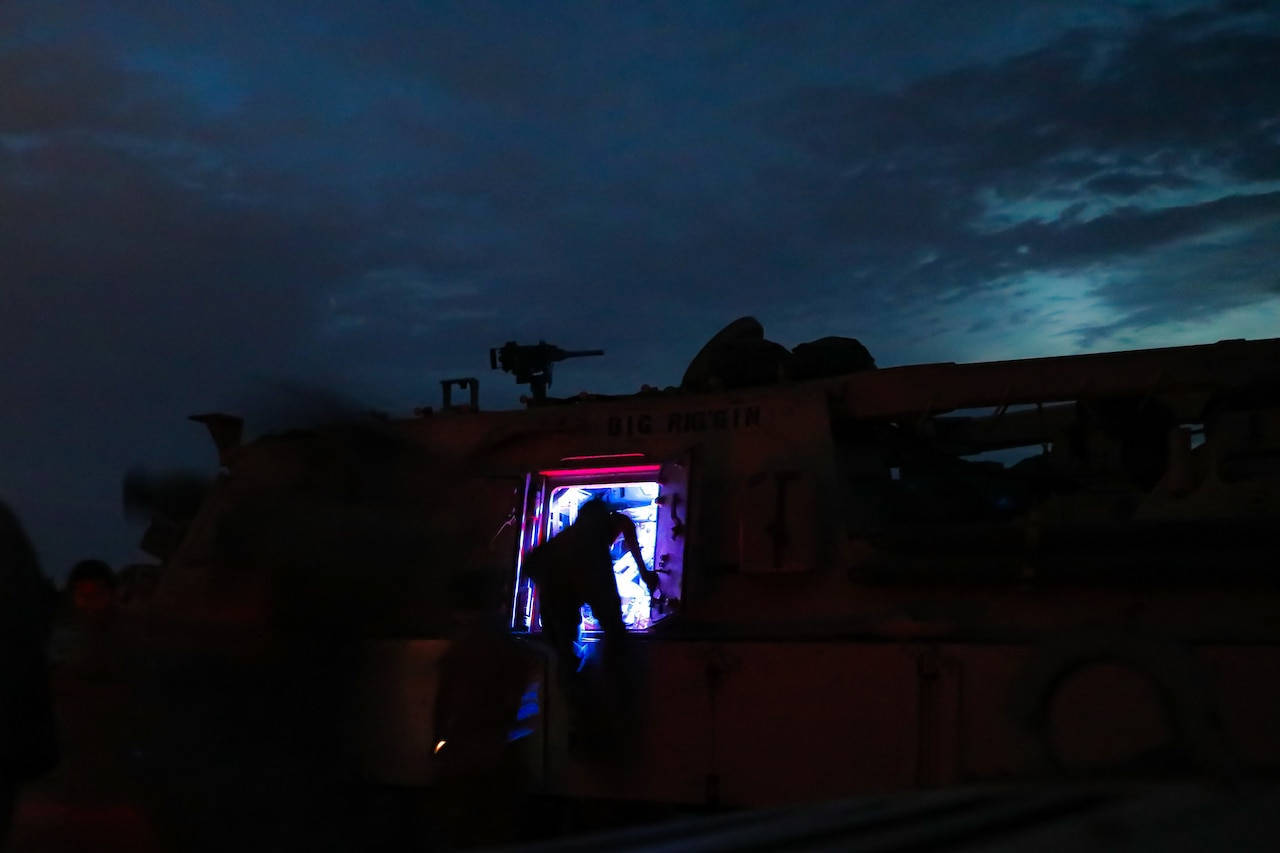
3 1 1278 579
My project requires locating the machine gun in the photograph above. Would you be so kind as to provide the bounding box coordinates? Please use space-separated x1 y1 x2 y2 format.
489 340 604 403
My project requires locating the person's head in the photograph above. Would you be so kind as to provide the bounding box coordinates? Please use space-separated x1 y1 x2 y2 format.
67 559 116 616
575 497 613 524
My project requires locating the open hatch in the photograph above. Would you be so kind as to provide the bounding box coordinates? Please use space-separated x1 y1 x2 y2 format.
510 457 687 636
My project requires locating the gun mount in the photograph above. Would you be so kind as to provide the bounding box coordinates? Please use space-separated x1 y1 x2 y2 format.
489 340 604 403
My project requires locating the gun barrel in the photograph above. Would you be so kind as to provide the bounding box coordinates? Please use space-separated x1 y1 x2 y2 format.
556 349 605 360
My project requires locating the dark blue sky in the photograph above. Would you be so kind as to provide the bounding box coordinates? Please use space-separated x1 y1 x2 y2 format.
3 0 1278 578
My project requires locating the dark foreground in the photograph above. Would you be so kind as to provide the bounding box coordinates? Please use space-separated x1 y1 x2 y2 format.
499 781 1280 852
11 780 1280 852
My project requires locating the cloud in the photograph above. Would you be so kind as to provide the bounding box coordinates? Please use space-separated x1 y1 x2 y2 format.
4 3 1276 373
750 0 1280 348
2 0 1279 577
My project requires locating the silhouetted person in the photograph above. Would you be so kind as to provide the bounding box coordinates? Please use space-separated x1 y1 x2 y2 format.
433 574 533 765
50 560 127 796
427 571 537 850
524 499 658 682
0 500 58 850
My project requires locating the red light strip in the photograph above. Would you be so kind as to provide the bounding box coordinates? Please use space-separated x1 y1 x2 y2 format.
537 464 662 478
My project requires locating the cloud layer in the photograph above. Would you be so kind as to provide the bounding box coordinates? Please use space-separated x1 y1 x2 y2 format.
1 0 1277 573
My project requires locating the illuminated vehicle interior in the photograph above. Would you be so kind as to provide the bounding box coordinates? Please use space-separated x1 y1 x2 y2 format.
511 470 664 636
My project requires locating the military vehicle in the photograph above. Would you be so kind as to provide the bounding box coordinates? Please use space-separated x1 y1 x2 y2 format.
104 318 1280 844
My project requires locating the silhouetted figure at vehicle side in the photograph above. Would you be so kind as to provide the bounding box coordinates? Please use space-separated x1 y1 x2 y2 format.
522 500 658 763
434 573 533 765
426 571 537 850
0 500 58 851
28 559 167 853
523 499 658 682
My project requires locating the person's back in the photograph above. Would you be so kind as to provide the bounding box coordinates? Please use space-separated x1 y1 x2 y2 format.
533 507 616 597
525 499 662 698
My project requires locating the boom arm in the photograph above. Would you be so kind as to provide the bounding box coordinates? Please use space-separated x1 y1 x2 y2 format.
829 338 1280 421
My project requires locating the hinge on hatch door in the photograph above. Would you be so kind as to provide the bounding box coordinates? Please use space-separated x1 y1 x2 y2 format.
655 492 685 539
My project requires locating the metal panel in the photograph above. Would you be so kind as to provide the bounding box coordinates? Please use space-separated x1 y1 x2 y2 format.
551 640 713 804
709 642 920 807
653 456 691 611
354 639 451 785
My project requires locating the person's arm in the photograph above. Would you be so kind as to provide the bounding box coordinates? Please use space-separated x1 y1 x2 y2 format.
616 514 660 594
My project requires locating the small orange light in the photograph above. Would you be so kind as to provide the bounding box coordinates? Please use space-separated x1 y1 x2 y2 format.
434 740 446 754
